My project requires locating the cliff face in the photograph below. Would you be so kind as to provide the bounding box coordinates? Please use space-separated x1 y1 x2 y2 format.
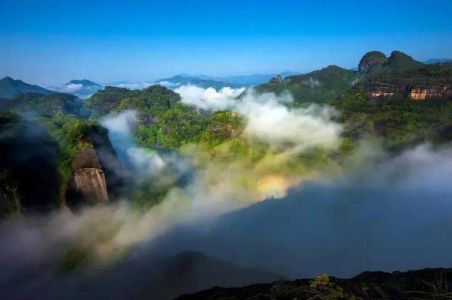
358 51 387 73
72 167 109 203
356 51 452 101
67 147 109 207
135 113 156 125
409 86 452 100
364 82 452 101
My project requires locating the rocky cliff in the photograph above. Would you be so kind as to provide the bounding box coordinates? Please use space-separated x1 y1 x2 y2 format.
362 80 452 101
358 51 387 73
355 51 452 101
67 146 109 207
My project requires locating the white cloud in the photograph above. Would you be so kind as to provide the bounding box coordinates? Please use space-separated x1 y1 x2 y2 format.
109 82 154 90
101 110 137 135
156 81 181 88
175 85 245 111
239 91 341 150
176 85 341 150
64 83 84 93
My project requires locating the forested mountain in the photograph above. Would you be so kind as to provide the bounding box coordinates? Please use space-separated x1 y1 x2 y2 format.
157 74 235 89
258 65 356 104
52 79 102 99
0 76 54 99
0 92 85 116
258 50 451 104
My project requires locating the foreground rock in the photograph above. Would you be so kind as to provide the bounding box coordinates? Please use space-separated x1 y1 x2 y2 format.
177 268 452 300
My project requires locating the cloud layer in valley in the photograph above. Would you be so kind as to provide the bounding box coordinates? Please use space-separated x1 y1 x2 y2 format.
176 85 342 150
2 143 452 299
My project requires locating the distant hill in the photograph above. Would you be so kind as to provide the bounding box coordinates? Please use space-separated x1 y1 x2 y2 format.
157 75 235 89
358 50 424 74
0 76 53 99
424 58 452 64
157 72 298 89
0 92 85 117
84 84 182 120
208 71 298 87
51 79 102 99
258 65 356 104
84 86 139 117
384 50 424 70
354 51 452 102
257 50 452 104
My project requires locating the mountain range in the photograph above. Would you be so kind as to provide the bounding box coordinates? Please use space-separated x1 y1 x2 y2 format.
1 55 450 100
258 51 452 104
424 58 452 64
156 71 298 89
0 76 54 99
50 79 102 99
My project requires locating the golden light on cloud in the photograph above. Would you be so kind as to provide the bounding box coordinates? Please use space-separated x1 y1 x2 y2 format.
257 175 300 200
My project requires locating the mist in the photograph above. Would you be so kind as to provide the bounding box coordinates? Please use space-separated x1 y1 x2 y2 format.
2 141 452 299
153 144 452 279
1 85 452 299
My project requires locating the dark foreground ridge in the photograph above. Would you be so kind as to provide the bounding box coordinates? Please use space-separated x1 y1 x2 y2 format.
176 268 452 300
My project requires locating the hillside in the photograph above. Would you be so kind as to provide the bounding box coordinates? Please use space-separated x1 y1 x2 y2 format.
85 84 181 117
257 65 357 104
0 76 54 99
0 111 122 215
0 92 85 116
177 268 452 300
84 86 139 117
52 79 102 99
425 58 452 64
157 75 241 89
0 112 60 215
257 50 451 104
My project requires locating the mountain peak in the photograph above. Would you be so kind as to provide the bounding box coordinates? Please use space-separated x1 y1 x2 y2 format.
358 51 387 73
0 77 53 99
1 76 15 82
386 50 423 69
66 79 101 87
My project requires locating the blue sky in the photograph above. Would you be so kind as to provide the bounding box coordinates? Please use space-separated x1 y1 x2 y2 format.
0 0 451 85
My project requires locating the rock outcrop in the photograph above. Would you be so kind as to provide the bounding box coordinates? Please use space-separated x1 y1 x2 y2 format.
358 50 424 74
270 74 283 84
67 147 109 207
135 113 156 125
385 50 424 70
363 81 452 101
356 55 452 101
358 51 387 73
409 86 452 100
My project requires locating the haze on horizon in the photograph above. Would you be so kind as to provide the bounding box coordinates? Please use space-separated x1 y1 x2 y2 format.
0 0 451 85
